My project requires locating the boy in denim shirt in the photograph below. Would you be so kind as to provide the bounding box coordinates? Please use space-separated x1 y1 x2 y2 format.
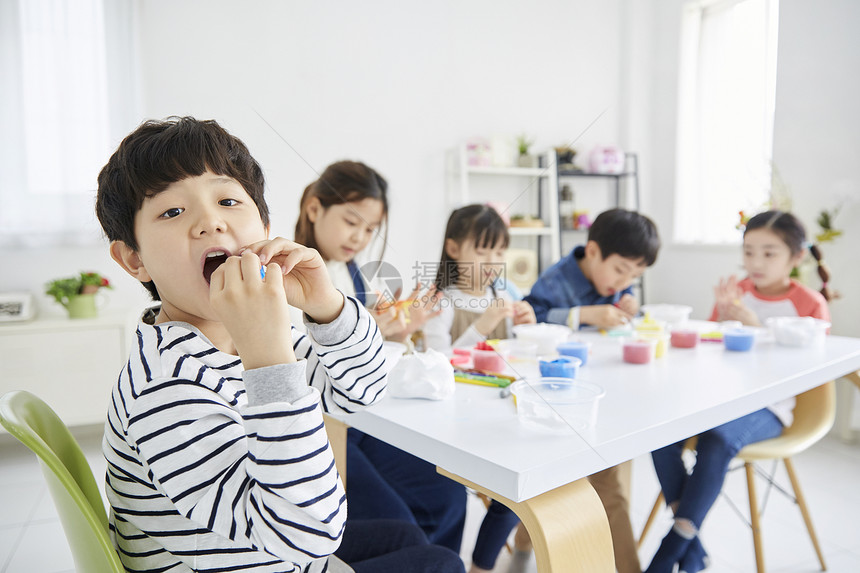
524 207 660 573
525 208 660 330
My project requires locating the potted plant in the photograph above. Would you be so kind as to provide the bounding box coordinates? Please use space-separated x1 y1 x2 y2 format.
516 134 538 168
45 271 112 319
555 146 578 169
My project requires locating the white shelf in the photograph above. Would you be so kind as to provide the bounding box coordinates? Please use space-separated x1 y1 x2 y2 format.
465 166 549 177
450 144 561 278
509 226 554 236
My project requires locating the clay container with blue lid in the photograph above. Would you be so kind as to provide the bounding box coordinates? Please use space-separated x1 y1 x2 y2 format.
723 328 755 351
538 356 582 378
557 340 591 366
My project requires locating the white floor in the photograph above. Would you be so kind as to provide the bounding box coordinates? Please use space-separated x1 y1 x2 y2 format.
2 428 859 573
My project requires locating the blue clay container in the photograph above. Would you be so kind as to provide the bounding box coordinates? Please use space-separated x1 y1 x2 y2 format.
723 328 755 352
556 341 591 366
538 356 582 378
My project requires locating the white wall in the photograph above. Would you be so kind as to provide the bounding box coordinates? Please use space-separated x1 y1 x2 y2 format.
1 0 628 315
770 0 860 337
1 0 856 336
637 0 860 337
1 0 631 314
134 0 626 288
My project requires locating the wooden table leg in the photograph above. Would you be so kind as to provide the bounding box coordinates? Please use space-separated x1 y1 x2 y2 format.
845 370 860 390
438 468 615 573
323 414 349 485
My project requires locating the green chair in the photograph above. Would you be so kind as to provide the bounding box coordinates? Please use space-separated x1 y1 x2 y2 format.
0 390 125 572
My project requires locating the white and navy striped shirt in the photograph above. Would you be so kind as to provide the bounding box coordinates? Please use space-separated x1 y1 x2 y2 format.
103 297 387 572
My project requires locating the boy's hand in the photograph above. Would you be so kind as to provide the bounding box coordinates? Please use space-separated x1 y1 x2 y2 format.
616 293 639 316
580 304 633 329
209 251 296 370
512 301 536 325
473 299 514 336
242 238 344 323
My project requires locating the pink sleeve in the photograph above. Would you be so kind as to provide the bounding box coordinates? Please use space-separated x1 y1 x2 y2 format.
788 286 830 321
805 297 830 321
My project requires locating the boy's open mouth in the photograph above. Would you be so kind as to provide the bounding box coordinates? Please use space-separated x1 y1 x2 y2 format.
203 250 230 284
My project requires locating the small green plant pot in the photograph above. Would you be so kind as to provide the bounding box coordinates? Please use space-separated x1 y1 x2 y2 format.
64 294 98 319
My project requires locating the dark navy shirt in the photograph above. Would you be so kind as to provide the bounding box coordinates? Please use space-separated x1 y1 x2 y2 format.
523 245 632 326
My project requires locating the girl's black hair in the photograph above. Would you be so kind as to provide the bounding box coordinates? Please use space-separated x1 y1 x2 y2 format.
434 204 510 291
294 160 389 261
744 210 834 301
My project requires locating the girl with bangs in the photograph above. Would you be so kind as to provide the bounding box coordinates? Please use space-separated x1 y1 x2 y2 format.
422 204 537 573
422 203 536 355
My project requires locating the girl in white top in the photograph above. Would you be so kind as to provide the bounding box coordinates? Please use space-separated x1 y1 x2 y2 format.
422 204 536 573
422 204 535 356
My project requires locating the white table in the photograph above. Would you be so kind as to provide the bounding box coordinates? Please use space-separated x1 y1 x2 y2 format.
329 325 860 572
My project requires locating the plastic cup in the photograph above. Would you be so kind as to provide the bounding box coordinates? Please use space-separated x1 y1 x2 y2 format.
512 323 573 355
633 316 667 334
557 340 591 366
510 377 605 430
766 317 830 347
639 331 670 358
496 339 539 361
640 304 693 326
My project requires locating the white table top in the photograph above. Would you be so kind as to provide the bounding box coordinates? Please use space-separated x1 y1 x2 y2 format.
335 323 860 502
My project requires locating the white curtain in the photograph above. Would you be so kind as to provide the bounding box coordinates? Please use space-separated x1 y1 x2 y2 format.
0 0 138 247
674 0 779 244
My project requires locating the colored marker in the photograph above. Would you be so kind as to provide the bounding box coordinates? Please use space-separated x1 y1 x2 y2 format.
454 376 504 388
453 372 511 387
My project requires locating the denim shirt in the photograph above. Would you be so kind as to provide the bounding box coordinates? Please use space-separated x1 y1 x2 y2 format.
523 245 632 326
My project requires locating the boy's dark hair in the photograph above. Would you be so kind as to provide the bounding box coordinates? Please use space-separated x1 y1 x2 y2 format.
434 204 510 291
587 208 660 266
96 117 269 300
294 160 389 261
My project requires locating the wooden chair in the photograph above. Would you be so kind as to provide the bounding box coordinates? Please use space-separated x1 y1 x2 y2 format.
638 382 835 573
323 414 349 484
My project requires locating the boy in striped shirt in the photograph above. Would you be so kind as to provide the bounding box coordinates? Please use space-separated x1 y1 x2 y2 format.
95 117 463 573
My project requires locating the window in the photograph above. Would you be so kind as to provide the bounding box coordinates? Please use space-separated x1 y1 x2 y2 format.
674 0 779 243
0 0 138 247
